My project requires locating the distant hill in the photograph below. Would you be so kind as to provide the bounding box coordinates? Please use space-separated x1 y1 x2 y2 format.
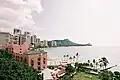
53 39 92 47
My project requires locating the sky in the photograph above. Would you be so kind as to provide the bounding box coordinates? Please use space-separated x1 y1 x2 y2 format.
0 0 120 46
0 0 43 33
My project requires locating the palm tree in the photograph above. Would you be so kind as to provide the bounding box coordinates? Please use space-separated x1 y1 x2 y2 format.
63 55 66 61
96 62 98 69
66 55 69 61
88 60 90 66
69 56 72 62
73 56 76 62
64 55 68 61
104 62 107 69
99 57 109 69
99 63 103 69
90 63 93 68
69 56 72 60
88 60 90 63
93 59 96 69
76 53 79 62
75 62 79 69
99 59 103 69
103 57 109 69
93 59 95 64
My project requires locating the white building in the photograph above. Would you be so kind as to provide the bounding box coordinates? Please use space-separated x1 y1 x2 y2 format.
51 41 57 47
48 57 61 66
13 28 22 35
13 29 21 44
0 32 11 45
24 32 31 45
35 38 41 46
44 40 48 47
48 41 57 47
40 40 48 47
31 35 37 44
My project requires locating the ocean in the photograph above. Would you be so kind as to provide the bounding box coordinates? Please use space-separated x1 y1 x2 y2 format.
43 46 120 71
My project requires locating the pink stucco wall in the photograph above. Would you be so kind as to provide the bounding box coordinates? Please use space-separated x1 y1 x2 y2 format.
6 42 47 70
6 42 29 54
26 53 47 70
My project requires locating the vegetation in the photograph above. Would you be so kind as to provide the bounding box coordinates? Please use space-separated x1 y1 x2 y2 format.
61 57 120 80
60 63 99 80
63 53 79 62
73 72 98 80
60 64 75 80
0 49 42 80
54 39 92 47
98 70 120 80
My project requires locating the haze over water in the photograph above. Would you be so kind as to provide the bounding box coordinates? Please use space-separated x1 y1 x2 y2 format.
44 46 120 71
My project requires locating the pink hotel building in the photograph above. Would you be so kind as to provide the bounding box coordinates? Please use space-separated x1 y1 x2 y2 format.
5 42 47 70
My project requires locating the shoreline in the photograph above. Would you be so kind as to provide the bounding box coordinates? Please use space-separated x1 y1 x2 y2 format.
39 45 92 49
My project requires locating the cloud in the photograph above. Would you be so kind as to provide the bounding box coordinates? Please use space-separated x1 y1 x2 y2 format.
18 25 44 33
0 0 44 33
0 20 13 28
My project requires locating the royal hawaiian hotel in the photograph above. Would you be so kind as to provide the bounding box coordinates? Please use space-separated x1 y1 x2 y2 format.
6 42 48 70
0 29 48 70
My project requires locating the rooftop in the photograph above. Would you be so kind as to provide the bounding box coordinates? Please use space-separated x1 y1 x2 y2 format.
27 49 47 54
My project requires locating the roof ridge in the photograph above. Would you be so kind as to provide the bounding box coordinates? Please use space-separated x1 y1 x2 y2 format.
27 49 47 54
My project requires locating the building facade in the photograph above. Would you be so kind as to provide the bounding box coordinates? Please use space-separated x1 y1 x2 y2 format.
6 42 47 70
40 40 48 47
48 41 57 47
35 38 41 47
13 28 22 35
26 50 47 70
0 29 48 70
13 28 23 45
0 32 11 45
13 29 31 46
24 32 31 45
31 35 37 44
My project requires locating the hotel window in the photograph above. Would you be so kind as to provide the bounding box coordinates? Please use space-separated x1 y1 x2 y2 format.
31 59 34 66
44 58 46 60
38 58 40 61
43 61 46 64
14 42 17 44
38 67 41 70
38 62 40 65
20 51 22 53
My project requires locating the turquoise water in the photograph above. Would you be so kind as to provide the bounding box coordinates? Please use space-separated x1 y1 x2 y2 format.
44 46 120 71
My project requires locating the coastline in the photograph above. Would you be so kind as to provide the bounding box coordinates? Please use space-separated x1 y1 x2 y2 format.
38 45 92 49
42 46 120 72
